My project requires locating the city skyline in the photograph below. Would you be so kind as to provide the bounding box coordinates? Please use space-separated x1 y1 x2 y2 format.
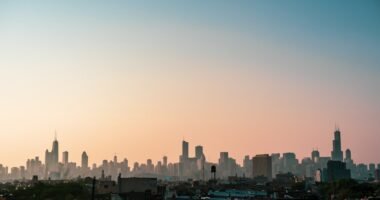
1 126 378 183
1 1 380 167
0 126 378 170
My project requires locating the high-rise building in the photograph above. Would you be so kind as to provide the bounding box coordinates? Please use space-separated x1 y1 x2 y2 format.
163 156 168 167
62 151 69 165
195 145 203 159
219 152 229 165
271 153 281 178
283 152 298 174
243 155 252 177
345 149 351 161
181 140 189 161
45 150 51 169
218 152 230 177
147 159 154 172
81 151 88 169
331 128 343 161
252 154 272 181
45 134 59 173
51 134 59 166
114 155 118 164
344 149 355 177
357 163 368 180
311 150 320 163
325 160 351 182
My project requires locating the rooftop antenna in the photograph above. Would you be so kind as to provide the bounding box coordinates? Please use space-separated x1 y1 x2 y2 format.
335 122 341 131
54 130 57 141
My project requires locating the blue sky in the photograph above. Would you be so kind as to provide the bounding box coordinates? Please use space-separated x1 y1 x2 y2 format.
0 0 379 166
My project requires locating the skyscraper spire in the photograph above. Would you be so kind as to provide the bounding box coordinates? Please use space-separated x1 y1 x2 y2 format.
335 123 340 131
54 130 57 141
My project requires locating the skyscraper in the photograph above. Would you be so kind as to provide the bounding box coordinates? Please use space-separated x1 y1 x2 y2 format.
45 134 59 173
163 156 168 167
331 128 343 161
325 160 351 182
283 152 298 174
195 145 203 159
344 149 354 177
62 151 69 165
81 151 88 169
243 155 252 177
181 140 189 161
218 152 230 178
219 152 229 166
252 154 272 181
52 133 59 165
45 149 51 170
345 149 352 161
311 149 320 163
114 155 118 164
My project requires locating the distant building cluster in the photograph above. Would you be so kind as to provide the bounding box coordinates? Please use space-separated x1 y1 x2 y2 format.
0 127 379 184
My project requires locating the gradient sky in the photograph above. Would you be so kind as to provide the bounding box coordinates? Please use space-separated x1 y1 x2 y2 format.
0 0 379 167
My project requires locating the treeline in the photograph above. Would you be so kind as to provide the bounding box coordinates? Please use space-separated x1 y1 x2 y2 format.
1 181 91 200
318 179 380 199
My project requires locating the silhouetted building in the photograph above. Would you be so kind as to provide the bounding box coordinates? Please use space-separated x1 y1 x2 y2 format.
283 152 298 174
52 137 59 165
181 140 189 162
325 160 350 182
218 152 229 177
163 156 168 167
252 154 272 181
195 145 203 159
331 128 343 161
345 149 351 161
44 135 59 176
117 176 157 195
311 150 320 163
243 155 252 177
62 151 68 165
219 152 229 165
357 163 369 180
271 153 281 178
274 172 296 187
81 151 88 169
114 155 118 164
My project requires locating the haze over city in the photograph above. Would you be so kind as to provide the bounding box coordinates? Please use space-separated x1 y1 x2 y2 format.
0 0 379 169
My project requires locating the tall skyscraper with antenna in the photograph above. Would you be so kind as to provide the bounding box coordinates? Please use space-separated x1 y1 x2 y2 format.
44 132 60 175
52 132 59 166
331 127 343 161
181 140 189 162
